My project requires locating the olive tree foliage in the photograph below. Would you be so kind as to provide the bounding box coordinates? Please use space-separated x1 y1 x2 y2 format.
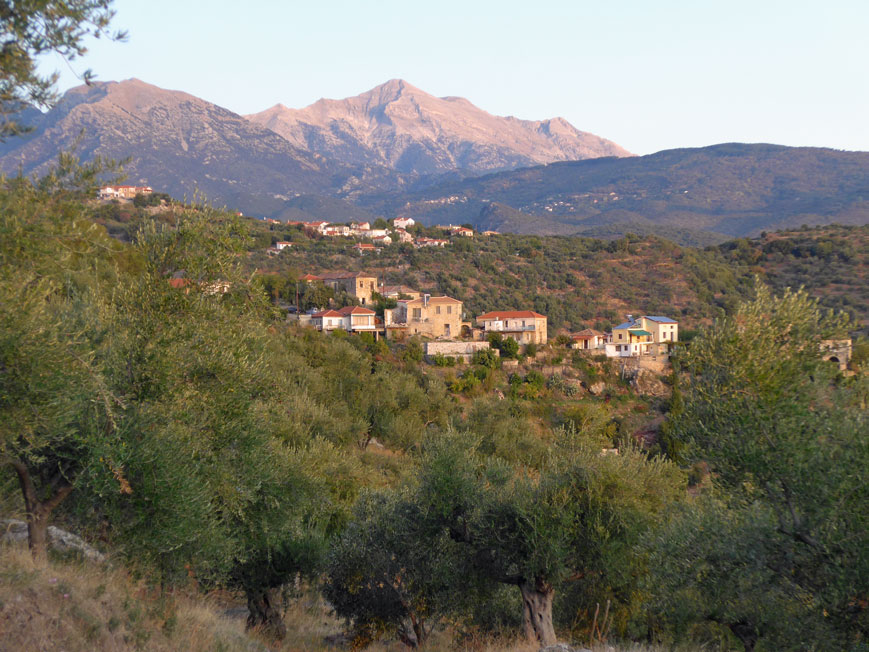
86 210 351 638
661 284 868 649
0 0 126 138
324 491 467 649
0 175 126 558
647 498 831 652
325 432 684 648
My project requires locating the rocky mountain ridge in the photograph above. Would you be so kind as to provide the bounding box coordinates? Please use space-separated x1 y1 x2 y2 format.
0 78 403 210
246 79 631 175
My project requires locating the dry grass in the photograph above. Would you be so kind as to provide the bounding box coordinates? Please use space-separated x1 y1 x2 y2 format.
1 542 701 652
0 544 262 651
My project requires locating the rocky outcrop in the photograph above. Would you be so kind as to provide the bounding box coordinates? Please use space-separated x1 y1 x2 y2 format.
247 79 631 176
624 368 669 398
1 519 105 562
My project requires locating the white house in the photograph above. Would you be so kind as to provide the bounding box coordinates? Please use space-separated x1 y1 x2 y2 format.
476 310 548 345
393 217 416 229
570 328 606 350
310 306 378 334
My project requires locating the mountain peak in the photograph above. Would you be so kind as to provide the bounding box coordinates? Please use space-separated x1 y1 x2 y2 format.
248 80 631 175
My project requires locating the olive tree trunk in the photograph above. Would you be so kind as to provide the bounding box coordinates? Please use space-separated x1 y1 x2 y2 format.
245 586 287 640
519 578 557 647
11 460 73 561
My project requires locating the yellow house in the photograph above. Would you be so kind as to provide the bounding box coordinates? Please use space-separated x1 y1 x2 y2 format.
385 295 463 339
608 315 678 357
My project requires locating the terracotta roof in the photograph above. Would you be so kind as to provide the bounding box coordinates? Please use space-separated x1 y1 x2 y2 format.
312 309 343 318
337 306 375 315
400 295 462 305
572 329 605 339
321 271 376 279
380 284 417 294
168 278 192 289
477 310 546 320
300 274 321 281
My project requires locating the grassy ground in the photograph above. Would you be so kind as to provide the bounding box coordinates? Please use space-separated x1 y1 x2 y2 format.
0 542 704 652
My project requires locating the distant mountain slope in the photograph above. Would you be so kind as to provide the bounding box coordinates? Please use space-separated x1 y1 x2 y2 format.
246 79 631 176
358 143 869 238
0 79 402 208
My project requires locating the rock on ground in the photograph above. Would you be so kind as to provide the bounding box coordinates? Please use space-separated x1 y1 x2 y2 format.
0 519 105 562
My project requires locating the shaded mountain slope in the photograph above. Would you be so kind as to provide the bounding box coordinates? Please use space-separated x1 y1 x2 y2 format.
357 143 869 237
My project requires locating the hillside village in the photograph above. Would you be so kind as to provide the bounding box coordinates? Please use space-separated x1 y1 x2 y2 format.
291 266 682 365
266 215 485 252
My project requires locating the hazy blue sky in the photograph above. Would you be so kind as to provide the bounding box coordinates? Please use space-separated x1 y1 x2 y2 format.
39 0 869 155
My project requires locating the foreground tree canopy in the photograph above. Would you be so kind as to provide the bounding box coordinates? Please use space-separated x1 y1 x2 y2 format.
658 284 868 650
1 166 866 651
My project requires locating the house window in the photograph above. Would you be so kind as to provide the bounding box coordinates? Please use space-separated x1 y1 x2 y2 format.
413 308 421 319
447 306 452 314
618 333 623 340
436 306 441 315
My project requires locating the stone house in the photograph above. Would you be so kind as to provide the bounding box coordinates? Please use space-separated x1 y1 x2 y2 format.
385 295 463 339
320 272 379 306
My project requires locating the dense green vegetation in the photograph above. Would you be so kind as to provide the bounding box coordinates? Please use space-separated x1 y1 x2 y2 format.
0 174 869 650
2 174 867 650
247 219 869 331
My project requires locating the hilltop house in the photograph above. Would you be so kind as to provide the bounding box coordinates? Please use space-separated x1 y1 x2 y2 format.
449 226 474 238
394 228 414 244
476 311 548 346
99 185 152 199
379 285 421 300
415 237 448 248
353 243 377 254
606 315 678 357
320 272 379 305
275 241 293 251
570 328 606 350
304 221 331 235
385 295 463 339
393 217 416 229
309 306 378 335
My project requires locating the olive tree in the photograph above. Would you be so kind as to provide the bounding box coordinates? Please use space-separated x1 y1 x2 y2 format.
325 433 684 648
664 284 868 648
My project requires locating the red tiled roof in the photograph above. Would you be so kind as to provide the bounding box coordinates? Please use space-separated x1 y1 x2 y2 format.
168 278 192 289
571 328 605 339
477 310 546 320
337 306 375 315
312 309 343 317
321 271 376 279
300 274 321 281
400 295 462 305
